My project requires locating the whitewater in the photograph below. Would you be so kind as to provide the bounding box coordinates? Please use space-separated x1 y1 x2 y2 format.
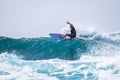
0 31 120 80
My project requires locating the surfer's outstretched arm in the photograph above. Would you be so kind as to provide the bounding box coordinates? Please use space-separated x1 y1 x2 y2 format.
67 22 72 25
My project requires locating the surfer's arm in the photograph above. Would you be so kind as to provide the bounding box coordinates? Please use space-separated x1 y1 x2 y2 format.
67 22 72 26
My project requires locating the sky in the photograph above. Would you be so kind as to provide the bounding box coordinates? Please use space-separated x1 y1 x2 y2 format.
0 0 120 38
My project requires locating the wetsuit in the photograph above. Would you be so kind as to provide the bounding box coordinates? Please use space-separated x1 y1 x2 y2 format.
70 25 76 39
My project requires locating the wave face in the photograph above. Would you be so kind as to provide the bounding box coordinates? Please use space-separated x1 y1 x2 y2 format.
0 36 95 60
0 32 120 80
0 33 120 60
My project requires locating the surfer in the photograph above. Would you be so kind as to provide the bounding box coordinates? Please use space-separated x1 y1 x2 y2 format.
60 22 76 40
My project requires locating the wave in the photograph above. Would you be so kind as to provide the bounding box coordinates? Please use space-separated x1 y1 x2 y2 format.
0 52 120 80
0 32 120 60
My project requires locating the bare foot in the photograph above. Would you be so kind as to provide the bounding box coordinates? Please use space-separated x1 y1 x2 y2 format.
59 35 63 39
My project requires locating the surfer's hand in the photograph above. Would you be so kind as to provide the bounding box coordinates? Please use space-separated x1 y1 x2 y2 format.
67 22 71 25
67 22 70 24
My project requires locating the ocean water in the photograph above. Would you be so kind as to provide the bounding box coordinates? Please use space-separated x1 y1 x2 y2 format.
0 32 120 80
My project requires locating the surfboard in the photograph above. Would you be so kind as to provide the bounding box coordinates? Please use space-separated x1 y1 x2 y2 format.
49 33 65 40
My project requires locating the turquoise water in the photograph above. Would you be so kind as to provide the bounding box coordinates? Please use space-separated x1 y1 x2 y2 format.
0 32 120 80
0 37 92 60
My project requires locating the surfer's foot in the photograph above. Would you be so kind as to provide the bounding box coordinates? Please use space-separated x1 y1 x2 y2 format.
59 35 63 39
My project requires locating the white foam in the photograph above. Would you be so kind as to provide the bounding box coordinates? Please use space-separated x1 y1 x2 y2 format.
60 24 70 34
74 23 95 36
0 49 120 80
80 54 120 80
0 53 59 80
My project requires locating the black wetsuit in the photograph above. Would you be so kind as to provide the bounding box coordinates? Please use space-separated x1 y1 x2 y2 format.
70 25 76 38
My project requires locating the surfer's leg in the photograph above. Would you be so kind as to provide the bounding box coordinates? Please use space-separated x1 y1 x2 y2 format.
60 34 70 39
